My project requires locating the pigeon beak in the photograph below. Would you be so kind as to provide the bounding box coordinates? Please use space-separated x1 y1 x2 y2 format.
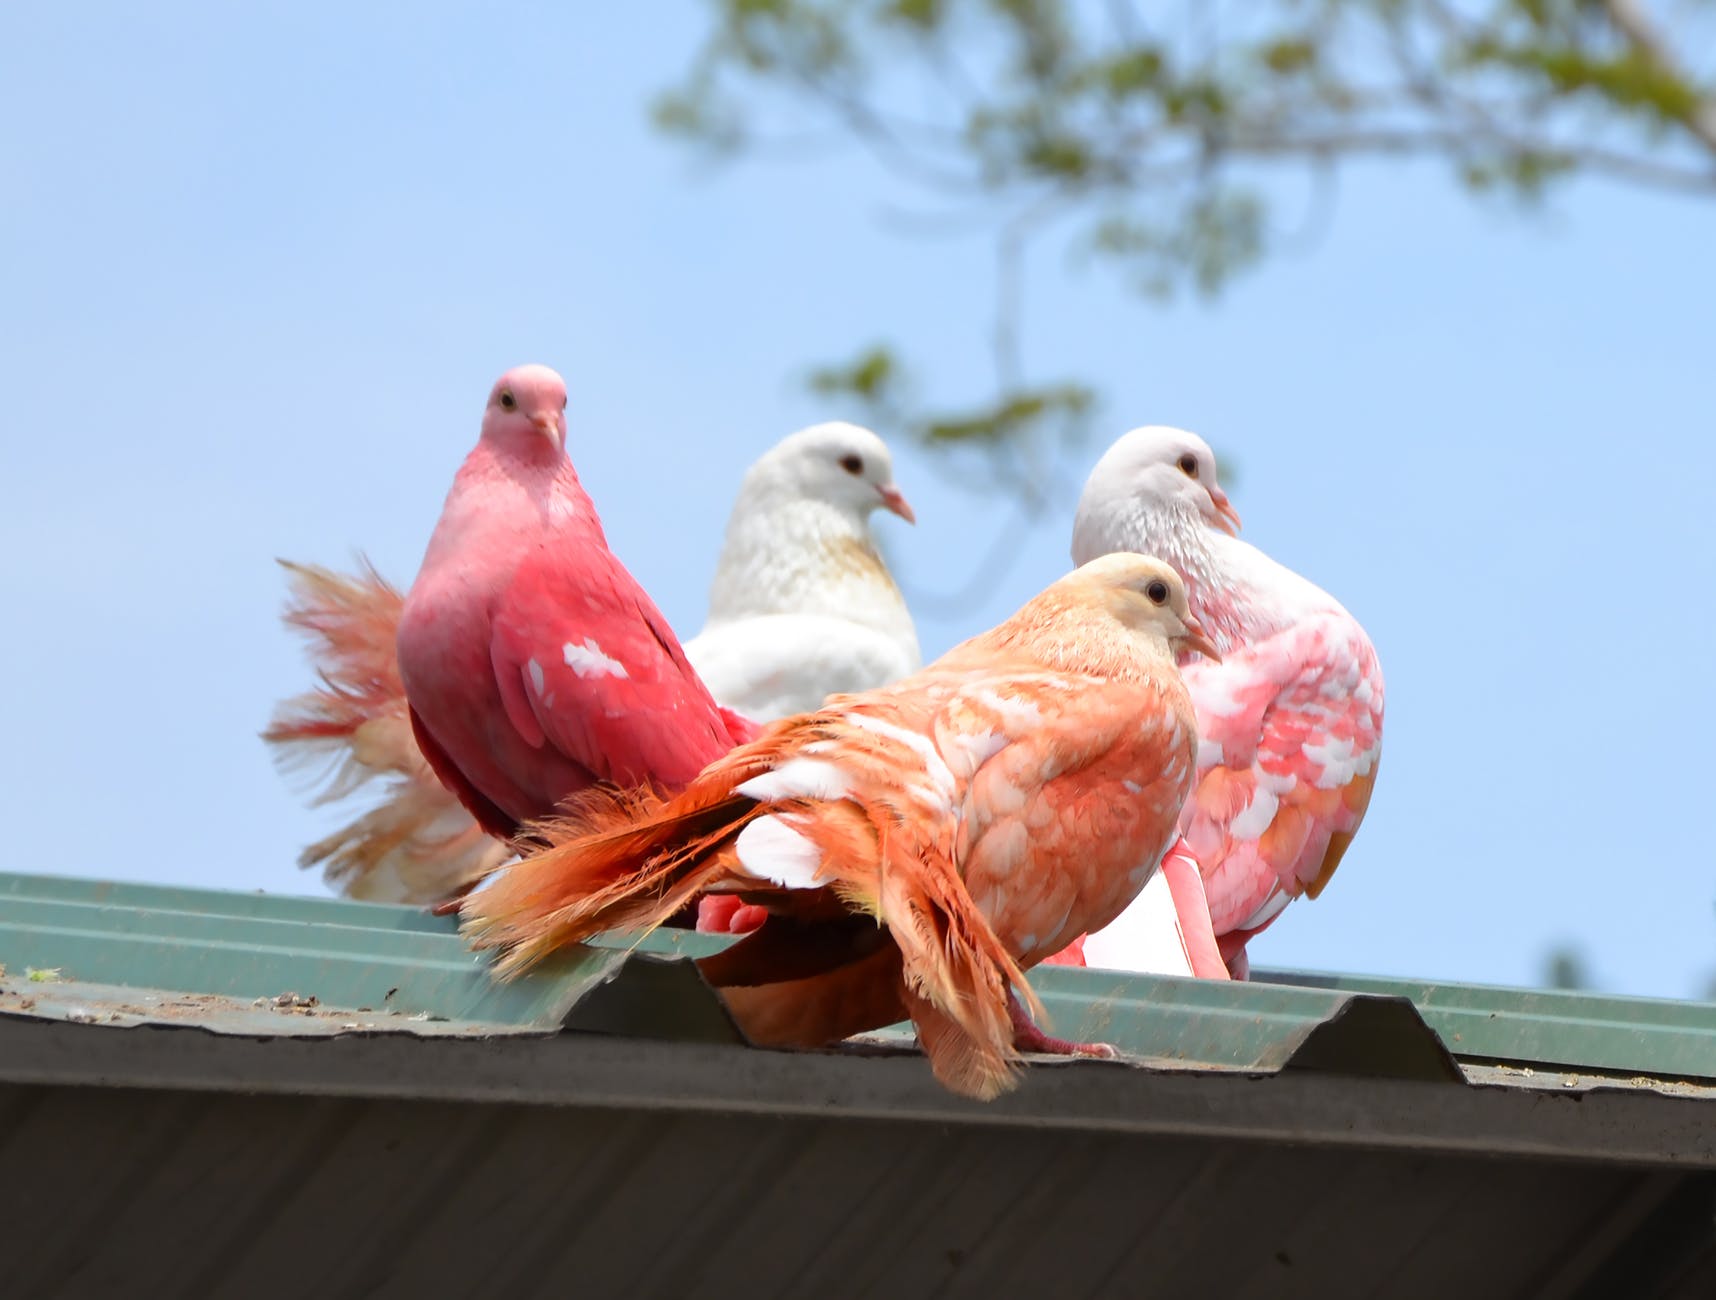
1179 611 1222 663
530 412 562 448
1209 487 1242 536
877 483 916 524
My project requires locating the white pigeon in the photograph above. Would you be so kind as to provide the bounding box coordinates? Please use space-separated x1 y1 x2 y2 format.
684 421 921 719
266 422 921 907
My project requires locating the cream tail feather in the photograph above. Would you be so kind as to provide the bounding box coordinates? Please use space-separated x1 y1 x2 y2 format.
262 560 508 904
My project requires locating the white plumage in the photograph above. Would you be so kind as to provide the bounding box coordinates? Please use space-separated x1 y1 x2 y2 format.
685 421 920 721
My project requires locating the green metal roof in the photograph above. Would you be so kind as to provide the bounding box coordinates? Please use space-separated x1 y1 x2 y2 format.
1263 968 1716 1082
3 869 1713 1087
5 869 1716 1297
0 869 736 1039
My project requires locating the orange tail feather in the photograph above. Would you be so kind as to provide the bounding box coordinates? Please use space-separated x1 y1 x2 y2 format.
460 770 772 978
757 794 1041 1099
858 815 1036 1099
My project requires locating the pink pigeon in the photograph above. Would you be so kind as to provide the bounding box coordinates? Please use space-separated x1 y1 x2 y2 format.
395 364 757 849
1056 426 1384 979
264 421 922 908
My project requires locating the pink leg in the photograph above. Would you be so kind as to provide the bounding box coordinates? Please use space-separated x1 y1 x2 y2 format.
1220 939 1251 982
1158 841 1233 981
1007 991 1117 1060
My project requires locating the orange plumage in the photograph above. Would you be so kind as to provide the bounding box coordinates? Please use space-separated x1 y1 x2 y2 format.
463 553 1217 1100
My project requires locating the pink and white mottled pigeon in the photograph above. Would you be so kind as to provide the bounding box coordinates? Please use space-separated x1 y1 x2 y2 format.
395 364 757 848
1057 426 1384 979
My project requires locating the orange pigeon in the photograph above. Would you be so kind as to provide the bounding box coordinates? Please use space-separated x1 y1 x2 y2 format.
462 553 1218 1100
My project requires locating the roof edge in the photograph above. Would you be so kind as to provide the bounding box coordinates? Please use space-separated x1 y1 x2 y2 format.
4 1014 1714 1170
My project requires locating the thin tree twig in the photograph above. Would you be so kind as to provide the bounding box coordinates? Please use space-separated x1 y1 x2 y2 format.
1601 0 1716 151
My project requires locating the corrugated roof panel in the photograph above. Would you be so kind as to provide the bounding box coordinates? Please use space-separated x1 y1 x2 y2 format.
0 870 734 1036
1 871 1448 1075
5 870 1716 1089
1259 968 1716 1080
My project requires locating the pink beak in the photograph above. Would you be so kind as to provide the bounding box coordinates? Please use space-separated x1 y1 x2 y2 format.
877 483 916 524
530 412 563 448
1209 486 1242 536
1180 610 1222 663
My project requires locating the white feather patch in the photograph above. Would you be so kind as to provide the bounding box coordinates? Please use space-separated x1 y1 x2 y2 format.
945 729 1009 777
1228 786 1280 841
734 814 824 890
1195 674 1251 718
1301 735 1372 788
527 658 546 697
562 638 629 680
736 757 852 803
844 711 957 803
974 688 1043 728
1237 884 1292 932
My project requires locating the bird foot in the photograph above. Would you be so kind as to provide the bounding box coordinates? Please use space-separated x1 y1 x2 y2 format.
695 894 770 935
1007 991 1117 1059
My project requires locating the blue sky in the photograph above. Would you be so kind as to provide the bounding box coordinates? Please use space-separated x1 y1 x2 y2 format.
3 4 1711 999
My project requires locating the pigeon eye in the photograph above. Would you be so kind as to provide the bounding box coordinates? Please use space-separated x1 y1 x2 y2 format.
839 454 864 475
1177 453 1198 478
500 391 516 411
1145 580 1169 605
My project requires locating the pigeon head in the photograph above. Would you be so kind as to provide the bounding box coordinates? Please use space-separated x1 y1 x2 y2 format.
752 422 915 524
481 364 569 455
1065 553 1220 663
1075 427 1242 547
